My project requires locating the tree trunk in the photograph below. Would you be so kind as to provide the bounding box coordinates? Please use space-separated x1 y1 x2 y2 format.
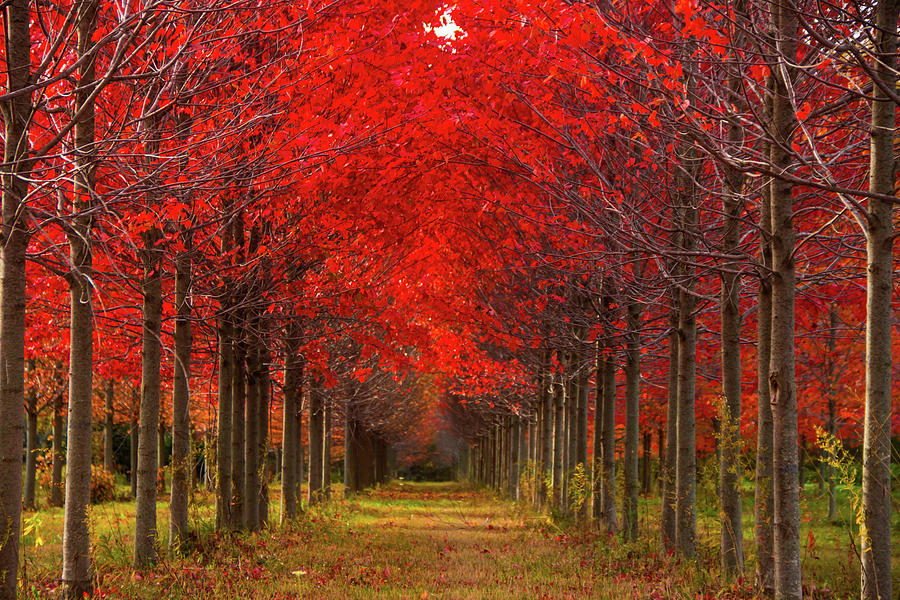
375 438 388 485
50 384 67 509
308 386 324 504
134 229 163 568
275 448 282 487
720 192 744 574
541 363 552 509
169 244 192 549
563 361 574 510
508 417 517 497
492 423 500 490
130 391 139 500
244 346 260 531
552 367 565 509
295 378 304 509
576 359 588 517
641 432 651 495
323 399 332 498
826 307 837 521
623 303 641 541
720 0 747 578
258 351 270 527
498 419 506 493
755 119 776 594
592 347 603 521
344 404 358 495
24 361 38 510
515 417 528 500
215 314 233 530
232 340 246 529
281 338 300 521
104 380 115 473
158 422 166 493
861 3 897 598
656 428 664 495
661 280 680 551
0 0 32 595
769 3 802 593
62 3 97 593
600 340 617 535
675 181 698 558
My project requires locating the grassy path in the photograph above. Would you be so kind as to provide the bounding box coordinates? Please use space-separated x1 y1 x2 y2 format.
22 481 793 599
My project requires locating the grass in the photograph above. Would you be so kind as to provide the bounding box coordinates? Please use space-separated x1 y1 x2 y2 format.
16 477 896 599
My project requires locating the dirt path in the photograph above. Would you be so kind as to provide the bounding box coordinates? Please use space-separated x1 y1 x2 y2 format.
250 482 676 600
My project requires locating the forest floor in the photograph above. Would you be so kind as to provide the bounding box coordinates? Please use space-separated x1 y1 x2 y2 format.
18 480 885 599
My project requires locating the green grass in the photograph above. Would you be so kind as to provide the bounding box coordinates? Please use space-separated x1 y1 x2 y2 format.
16 478 895 599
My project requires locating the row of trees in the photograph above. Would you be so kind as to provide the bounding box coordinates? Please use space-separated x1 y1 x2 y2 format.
438 1 898 600
0 0 478 598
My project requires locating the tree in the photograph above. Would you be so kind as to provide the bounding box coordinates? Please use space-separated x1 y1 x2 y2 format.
61 1 99 594
0 1 33 596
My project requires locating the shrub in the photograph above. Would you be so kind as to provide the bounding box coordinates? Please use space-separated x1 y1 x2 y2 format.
91 466 117 504
37 449 63 505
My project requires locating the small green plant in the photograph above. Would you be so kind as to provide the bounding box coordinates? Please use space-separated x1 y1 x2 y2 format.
566 463 589 516
815 426 863 557
21 513 44 548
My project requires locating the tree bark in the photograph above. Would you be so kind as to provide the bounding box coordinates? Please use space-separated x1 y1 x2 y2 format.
308 386 324 504
623 302 641 541
295 377 304 508
50 382 67 509
134 228 163 567
720 0 747 578
323 399 332 498
675 163 698 558
575 357 588 517
244 346 260 531
344 403 358 495
826 307 837 521
24 361 38 510
641 431 651 495
0 0 32 594
231 339 246 528
552 367 565 509
258 350 270 527
540 361 552 509
215 314 233 530
600 339 617 535
769 3 802 593
281 338 300 521
518 415 528 500
756 179 775 593
861 3 897 598
657 428 664 495
62 2 98 593
104 380 115 473
169 243 192 549
592 346 603 521
130 389 138 500
563 359 574 510
158 422 166 493
661 272 680 552
508 416 517 497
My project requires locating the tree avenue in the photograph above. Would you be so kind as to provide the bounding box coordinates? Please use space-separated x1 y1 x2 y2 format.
0 0 897 599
